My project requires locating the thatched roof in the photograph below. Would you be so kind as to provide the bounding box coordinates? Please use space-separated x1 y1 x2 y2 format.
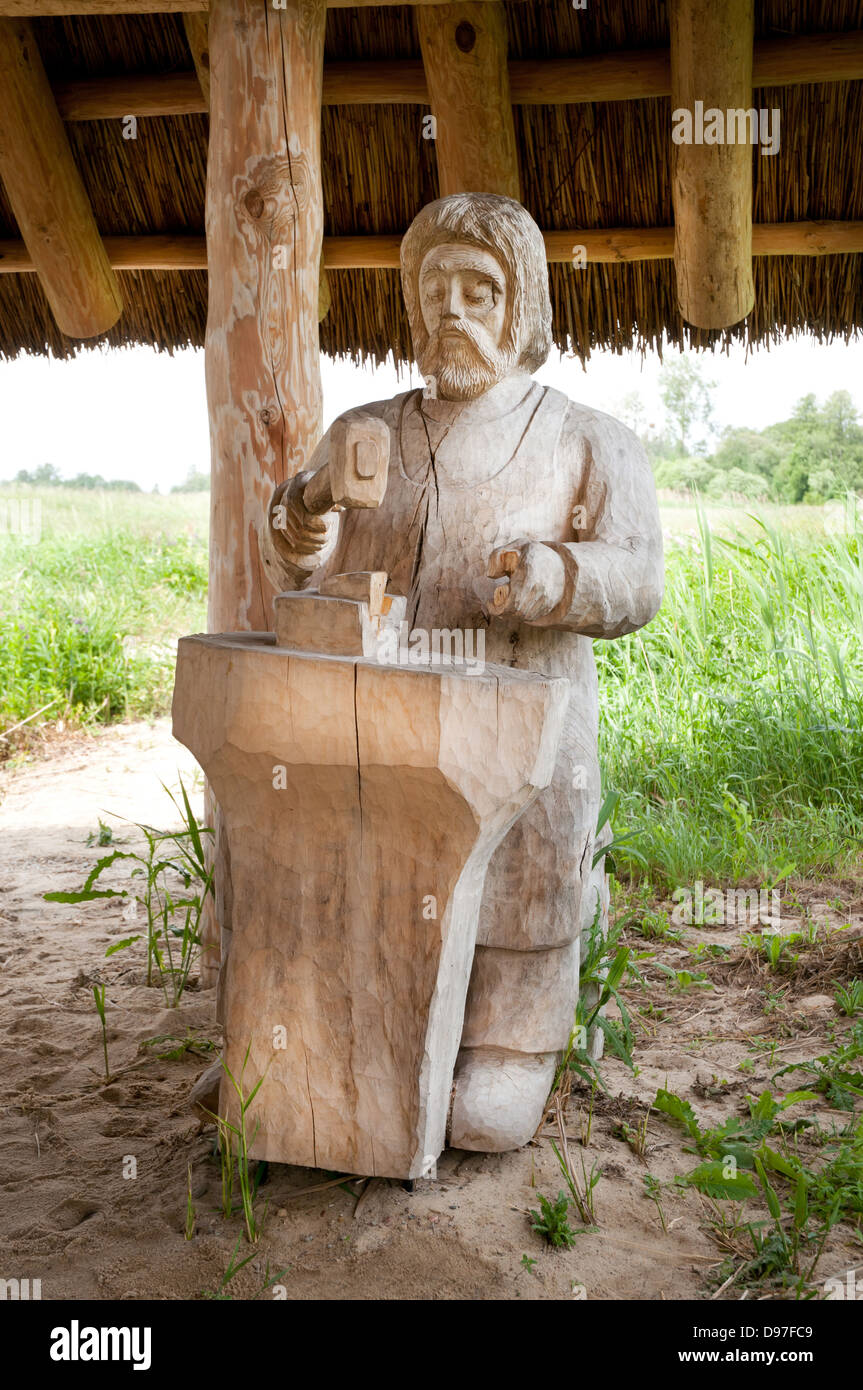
1 0 862 362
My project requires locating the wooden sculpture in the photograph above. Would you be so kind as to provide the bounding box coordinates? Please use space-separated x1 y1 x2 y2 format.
175 192 663 1174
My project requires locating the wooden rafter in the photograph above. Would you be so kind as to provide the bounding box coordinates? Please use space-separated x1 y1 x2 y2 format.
670 0 755 329
0 2 207 12
54 71 204 120
2 223 862 274
0 19 122 338
0 1 509 13
182 11 210 107
42 33 863 123
416 1 519 199
510 31 863 103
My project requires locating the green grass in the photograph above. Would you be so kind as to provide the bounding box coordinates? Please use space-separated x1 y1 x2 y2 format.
599 504 863 888
3 486 862 894
0 485 207 742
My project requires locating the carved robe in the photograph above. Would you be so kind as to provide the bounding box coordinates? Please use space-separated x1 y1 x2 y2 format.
263 371 664 1056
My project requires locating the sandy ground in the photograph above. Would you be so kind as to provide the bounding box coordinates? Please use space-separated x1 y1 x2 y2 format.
1 720 860 1301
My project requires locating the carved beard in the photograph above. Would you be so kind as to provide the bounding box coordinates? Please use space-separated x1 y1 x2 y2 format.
420 322 516 402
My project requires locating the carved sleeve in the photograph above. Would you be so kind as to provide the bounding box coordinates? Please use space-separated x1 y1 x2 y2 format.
532 408 665 639
258 428 339 595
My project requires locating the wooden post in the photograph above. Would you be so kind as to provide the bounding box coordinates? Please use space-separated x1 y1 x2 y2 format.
182 12 210 107
670 0 755 329
206 0 325 630
202 0 326 990
416 1 520 198
0 19 122 338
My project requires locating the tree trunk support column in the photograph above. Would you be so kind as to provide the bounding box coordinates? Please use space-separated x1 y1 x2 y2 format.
200 0 326 990
670 0 755 329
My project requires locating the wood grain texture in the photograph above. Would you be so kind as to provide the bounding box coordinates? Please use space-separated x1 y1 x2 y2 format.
510 50 670 105
319 570 388 613
417 1 519 199
54 71 205 120
173 632 567 1177
194 194 665 1157
179 2 216 980
260 375 664 1147
323 58 427 104
0 1 207 11
3 222 861 278
182 12 211 108
0 19 122 339
202 0 325 992
0 0 509 11
205 0 325 636
670 0 755 330
272 588 406 656
44 36 863 121
754 30 863 87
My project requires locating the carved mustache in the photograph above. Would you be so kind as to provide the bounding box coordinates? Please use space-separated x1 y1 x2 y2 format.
426 320 502 369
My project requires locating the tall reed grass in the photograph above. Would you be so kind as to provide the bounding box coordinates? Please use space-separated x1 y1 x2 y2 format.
0 487 207 742
3 487 860 889
598 505 863 886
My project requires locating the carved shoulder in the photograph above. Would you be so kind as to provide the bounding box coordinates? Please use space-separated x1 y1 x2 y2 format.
556 400 658 543
559 400 648 469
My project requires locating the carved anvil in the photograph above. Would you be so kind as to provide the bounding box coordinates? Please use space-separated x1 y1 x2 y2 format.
173 616 568 1178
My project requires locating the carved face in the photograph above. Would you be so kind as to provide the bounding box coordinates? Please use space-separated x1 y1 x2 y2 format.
417 243 516 401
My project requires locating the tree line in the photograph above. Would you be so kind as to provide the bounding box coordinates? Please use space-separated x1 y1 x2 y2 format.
619 358 863 505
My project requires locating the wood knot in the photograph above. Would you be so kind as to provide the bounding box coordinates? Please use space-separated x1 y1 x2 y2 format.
244 190 265 220
455 20 476 53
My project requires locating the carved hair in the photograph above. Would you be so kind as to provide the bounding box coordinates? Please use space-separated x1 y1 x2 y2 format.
400 193 553 375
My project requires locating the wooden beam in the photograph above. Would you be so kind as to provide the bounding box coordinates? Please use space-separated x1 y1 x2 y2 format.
323 59 427 105
0 19 122 338
0 234 207 269
542 228 674 265
670 0 755 330
328 222 863 266
55 71 205 120
510 51 670 106
0 2 208 12
417 2 519 198
323 234 402 269
0 0 859 39
0 1 509 12
47 33 863 123
0 1 207 11
511 32 863 103
182 11 210 107
755 31 863 89
54 65 420 120
752 222 863 256
3 223 862 275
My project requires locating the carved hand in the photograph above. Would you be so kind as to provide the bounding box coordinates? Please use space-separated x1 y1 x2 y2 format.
487 540 566 622
269 471 337 566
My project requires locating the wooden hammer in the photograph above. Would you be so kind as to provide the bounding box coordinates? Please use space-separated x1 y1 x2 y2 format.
475 548 521 616
302 413 390 514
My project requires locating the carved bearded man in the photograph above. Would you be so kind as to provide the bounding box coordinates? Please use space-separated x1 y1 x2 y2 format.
262 193 664 1153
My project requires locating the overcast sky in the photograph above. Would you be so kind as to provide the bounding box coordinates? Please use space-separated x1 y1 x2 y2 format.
1 334 862 492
